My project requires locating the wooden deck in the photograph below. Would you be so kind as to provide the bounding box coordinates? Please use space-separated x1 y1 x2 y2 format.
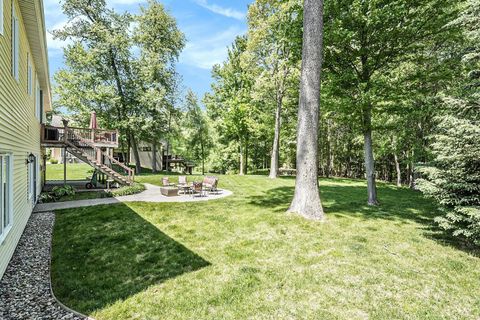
41 124 119 148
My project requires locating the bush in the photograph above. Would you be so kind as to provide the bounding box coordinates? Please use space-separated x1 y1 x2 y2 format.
39 185 76 203
39 192 56 203
107 183 146 197
52 185 76 198
50 158 59 164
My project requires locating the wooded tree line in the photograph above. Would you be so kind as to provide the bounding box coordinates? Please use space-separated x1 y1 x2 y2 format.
53 0 479 244
205 0 479 240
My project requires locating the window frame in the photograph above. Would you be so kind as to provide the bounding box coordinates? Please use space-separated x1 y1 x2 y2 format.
0 153 14 245
35 77 41 121
27 53 33 95
11 2 19 81
0 0 4 36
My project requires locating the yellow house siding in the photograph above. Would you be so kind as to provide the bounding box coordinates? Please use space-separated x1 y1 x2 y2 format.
0 0 46 278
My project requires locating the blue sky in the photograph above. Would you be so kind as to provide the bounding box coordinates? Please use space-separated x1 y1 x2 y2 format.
43 0 252 99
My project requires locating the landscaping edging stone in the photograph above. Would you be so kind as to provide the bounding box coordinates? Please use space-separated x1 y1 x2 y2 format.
0 212 91 320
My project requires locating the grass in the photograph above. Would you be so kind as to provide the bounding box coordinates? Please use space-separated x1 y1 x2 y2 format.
46 163 93 180
51 174 480 319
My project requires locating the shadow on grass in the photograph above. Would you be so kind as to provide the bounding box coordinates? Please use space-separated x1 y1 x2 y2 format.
51 203 210 315
248 183 480 257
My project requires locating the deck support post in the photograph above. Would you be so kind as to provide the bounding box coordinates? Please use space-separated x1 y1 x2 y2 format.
62 119 69 186
63 147 67 186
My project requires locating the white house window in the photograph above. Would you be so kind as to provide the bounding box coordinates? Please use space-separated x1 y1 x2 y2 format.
11 3 19 81
27 54 33 95
35 78 41 121
0 0 4 36
0 154 13 244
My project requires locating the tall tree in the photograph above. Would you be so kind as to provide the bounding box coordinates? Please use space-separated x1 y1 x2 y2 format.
288 0 325 220
134 0 185 173
247 0 303 179
323 0 458 205
53 0 184 174
418 0 480 245
184 90 212 175
205 36 254 175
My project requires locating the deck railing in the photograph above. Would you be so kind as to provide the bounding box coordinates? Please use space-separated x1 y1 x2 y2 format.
41 124 118 147
66 130 135 183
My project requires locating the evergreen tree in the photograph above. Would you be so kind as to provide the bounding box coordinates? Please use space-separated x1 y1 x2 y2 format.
417 0 480 245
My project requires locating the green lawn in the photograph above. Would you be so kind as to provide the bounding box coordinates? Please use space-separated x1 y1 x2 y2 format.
46 163 93 180
51 174 480 319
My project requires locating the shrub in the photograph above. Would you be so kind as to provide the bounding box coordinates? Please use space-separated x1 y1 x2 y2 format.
52 185 76 198
39 192 56 203
50 158 59 164
39 185 76 203
107 183 146 197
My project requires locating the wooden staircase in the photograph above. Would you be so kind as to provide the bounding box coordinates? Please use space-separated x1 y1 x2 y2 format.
65 130 135 186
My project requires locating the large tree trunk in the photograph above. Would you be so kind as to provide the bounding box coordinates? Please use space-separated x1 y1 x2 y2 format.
239 142 245 175
288 0 325 220
362 106 378 205
269 98 282 179
131 134 142 174
200 136 205 175
166 109 172 172
325 119 331 178
152 143 157 173
245 135 249 175
126 135 131 166
409 149 415 189
393 152 401 187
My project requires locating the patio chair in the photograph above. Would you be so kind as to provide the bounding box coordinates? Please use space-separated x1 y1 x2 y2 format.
203 176 219 194
178 176 190 195
178 176 187 186
162 177 175 187
192 181 205 197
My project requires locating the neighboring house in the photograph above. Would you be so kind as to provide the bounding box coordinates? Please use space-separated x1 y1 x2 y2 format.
130 141 195 174
0 0 51 278
131 141 164 172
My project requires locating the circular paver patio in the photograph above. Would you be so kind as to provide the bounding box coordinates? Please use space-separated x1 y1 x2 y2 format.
34 183 233 212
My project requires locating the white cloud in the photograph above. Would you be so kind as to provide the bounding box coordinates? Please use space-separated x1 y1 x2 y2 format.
107 0 146 5
193 0 245 20
46 20 72 52
180 26 245 69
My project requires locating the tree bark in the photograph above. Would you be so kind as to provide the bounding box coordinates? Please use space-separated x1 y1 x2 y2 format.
362 105 378 205
288 0 325 220
409 150 415 189
245 135 249 175
325 119 331 178
200 135 205 175
269 98 282 179
239 142 245 175
130 134 142 174
127 136 131 166
393 152 401 187
152 143 157 173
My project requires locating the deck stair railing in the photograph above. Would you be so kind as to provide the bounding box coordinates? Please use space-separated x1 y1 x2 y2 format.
41 124 134 185
41 124 132 185
64 129 135 186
